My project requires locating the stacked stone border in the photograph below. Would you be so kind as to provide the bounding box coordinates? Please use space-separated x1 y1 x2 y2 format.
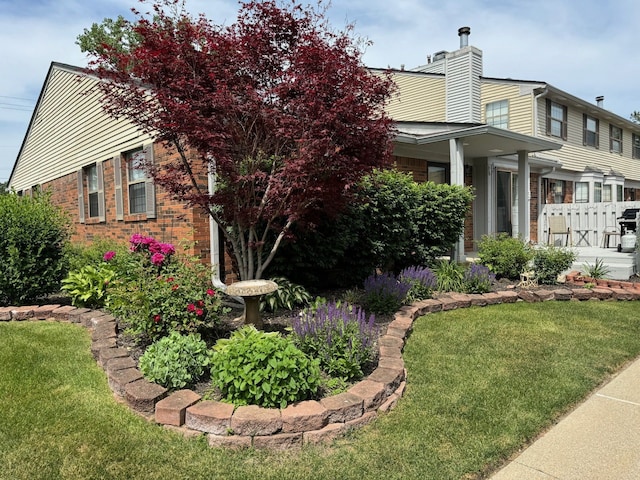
2 271 640 450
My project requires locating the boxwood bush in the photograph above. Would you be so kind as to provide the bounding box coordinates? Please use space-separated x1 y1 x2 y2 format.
0 192 70 306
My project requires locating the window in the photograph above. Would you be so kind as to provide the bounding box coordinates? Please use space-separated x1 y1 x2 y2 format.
618 185 624 202
87 164 99 217
126 149 149 214
633 134 640 159
77 162 105 223
546 100 567 140
610 125 623 153
551 180 565 204
583 115 599 148
486 100 509 129
427 163 448 184
603 185 612 202
575 182 589 203
594 182 602 203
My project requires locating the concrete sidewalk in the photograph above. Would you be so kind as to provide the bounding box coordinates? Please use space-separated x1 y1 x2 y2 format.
490 356 640 480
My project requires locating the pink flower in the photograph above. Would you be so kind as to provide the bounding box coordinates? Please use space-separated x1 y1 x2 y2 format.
166 277 175 283
150 253 165 266
159 243 175 255
206 288 215 296
172 284 179 291
196 309 204 316
197 300 204 307
103 251 116 262
153 314 161 323
187 303 196 312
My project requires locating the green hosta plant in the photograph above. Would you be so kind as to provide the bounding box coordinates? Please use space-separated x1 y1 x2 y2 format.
209 326 320 408
139 332 210 389
260 276 312 312
61 264 116 308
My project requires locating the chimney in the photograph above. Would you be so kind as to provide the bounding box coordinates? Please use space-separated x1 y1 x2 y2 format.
596 95 604 108
458 26 471 48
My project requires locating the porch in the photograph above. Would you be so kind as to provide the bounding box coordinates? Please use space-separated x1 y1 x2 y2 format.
568 246 637 281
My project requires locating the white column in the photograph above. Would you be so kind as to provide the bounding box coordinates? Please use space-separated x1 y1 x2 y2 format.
517 150 530 242
450 138 465 261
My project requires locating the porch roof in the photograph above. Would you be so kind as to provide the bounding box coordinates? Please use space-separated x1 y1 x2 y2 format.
393 121 563 162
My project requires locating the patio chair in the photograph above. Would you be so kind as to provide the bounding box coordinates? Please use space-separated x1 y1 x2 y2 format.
547 215 572 246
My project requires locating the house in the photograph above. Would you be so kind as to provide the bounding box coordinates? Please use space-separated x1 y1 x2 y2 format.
381 27 640 255
8 63 232 283
10 28 640 274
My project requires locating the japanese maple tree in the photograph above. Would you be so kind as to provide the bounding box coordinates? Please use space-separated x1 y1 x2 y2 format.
79 0 395 280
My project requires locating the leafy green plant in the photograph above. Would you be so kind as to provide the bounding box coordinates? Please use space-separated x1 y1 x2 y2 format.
532 246 577 284
61 264 117 308
0 192 70 306
139 332 210 389
259 276 312 312
477 234 533 280
434 260 465 292
292 301 378 381
582 258 611 280
209 326 321 408
362 272 411 315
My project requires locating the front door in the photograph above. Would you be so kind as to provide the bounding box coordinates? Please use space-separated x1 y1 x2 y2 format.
496 171 518 235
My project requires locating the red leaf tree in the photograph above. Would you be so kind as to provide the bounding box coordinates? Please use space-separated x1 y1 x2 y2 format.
80 0 396 280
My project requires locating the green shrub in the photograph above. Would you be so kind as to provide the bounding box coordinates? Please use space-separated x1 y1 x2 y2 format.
64 238 132 273
0 192 70 306
139 332 210 389
292 301 378 381
260 276 312 312
61 264 117 308
269 169 473 288
209 326 321 409
477 234 533 280
532 246 577 284
107 235 226 343
434 260 465 292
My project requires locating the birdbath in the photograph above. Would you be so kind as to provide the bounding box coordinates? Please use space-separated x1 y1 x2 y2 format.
225 279 278 329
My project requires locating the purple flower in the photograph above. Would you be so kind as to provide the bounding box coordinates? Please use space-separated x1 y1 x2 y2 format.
103 251 116 262
150 253 165 266
159 243 175 255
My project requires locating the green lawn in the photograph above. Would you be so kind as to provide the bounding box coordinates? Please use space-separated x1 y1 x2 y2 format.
2 301 640 480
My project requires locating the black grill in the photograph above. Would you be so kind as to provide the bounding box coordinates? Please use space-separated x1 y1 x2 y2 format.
618 208 640 236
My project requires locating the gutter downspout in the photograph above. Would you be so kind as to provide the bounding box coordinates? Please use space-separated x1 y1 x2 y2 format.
207 161 227 290
533 87 549 243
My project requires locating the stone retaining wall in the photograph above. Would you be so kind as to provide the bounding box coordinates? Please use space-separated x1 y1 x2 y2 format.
2 273 640 450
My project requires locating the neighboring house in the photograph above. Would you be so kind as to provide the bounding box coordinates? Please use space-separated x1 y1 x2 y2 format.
381 27 640 255
8 63 232 282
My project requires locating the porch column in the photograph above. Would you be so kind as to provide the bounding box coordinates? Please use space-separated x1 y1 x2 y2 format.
517 150 530 242
450 138 465 261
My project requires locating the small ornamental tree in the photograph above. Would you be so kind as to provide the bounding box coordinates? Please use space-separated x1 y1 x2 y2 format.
78 0 395 280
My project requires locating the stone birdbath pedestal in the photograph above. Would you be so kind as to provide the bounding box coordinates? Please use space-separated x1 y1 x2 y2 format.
225 279 278 329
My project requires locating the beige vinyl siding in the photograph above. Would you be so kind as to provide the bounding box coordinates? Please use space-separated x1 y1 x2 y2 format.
385 72 446 122
11 65 152 190
446 48 482 123
481 82 533 135
534 96 640 182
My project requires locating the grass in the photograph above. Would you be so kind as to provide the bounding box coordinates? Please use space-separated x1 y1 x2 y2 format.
2 301 640 479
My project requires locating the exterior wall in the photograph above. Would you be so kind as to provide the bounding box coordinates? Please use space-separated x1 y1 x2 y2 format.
445 46 482 123
534 95 640 182
384 72 446 122
481 81 535 135
11 64 153 192
42 142 214 270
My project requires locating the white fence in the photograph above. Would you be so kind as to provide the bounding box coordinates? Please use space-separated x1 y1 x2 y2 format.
540 201 640 247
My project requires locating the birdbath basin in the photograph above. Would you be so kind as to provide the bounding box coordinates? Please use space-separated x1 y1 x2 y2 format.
225 279 278 329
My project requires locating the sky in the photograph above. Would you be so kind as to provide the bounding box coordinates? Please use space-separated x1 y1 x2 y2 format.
1 0 639 183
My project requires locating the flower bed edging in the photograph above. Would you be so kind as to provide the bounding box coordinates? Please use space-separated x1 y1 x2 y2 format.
2 277 639 449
